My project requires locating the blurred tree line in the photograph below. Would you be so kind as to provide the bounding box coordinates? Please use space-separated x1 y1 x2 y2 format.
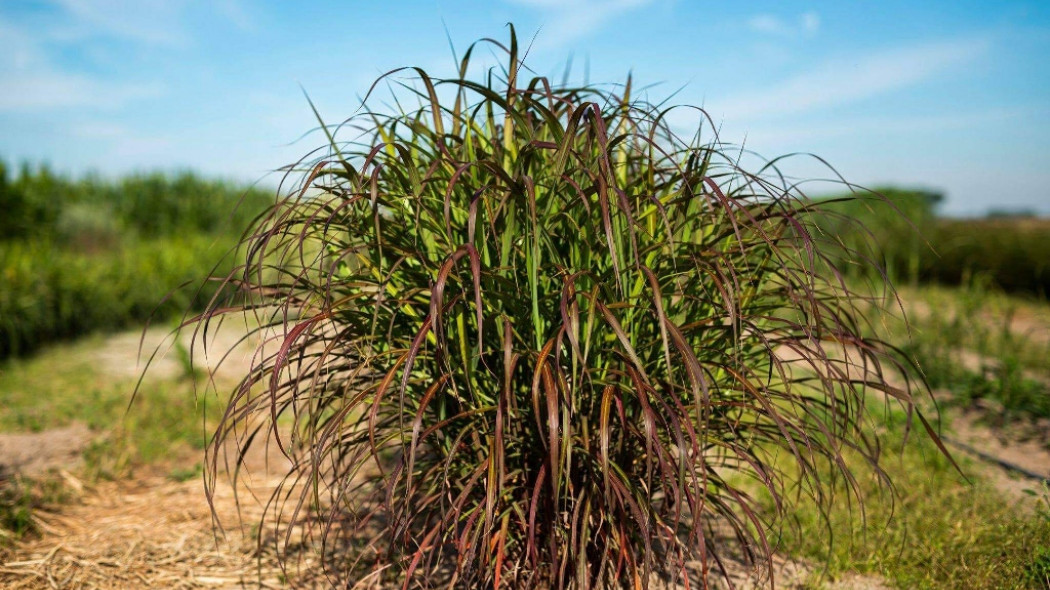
0 159 274 359
0 160 271 245
812 187 1049 296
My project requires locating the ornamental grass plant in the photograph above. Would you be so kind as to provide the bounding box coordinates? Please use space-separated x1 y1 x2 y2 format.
197 28 945 588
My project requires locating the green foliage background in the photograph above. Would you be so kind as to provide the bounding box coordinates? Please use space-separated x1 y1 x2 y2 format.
0 159 273 358
812 187 1050 295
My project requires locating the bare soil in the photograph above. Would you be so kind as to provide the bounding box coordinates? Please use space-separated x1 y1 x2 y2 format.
942 401 1050 503
0 424 891 589
896 287 1050 348
92 318 263 383
0 424 94 478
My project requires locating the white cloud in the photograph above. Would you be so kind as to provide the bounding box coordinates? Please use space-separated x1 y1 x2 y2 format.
0 18 163 111
507 0 655 46
748 15 787 36
709 37 990 122
15 1 254 49
742 107 1029 147
0 73 162 111
49 0 192 47
0 1 267 113
748 11 821 38
71 121 134 139
214 0 257 33
801 12 820 35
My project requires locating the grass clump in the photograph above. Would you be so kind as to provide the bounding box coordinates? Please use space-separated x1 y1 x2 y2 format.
0 160 272 245
808 187 942 286
200 28 941 588
0 235 237 359
0 475 38 543
930 218 1050 296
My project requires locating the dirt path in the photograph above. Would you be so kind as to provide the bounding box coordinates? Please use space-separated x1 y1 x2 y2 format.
942 403 1050 502
0 425 93 478
0 426 887 588
895 286 1050 349
92 316 264 384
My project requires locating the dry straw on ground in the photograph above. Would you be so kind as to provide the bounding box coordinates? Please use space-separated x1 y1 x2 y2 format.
0 473 310 589
0 467 891 589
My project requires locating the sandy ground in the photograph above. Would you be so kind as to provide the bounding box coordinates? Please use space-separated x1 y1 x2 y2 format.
942 401 1050 503
0 434 893 588
895 286 1050 349
0 425 93 478
0 417 890 590
93 315 265 383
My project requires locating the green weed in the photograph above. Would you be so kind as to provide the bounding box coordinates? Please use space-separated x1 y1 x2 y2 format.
0 473 70 545
813 188 1050 295
0 235 237 359
893 283 1050 421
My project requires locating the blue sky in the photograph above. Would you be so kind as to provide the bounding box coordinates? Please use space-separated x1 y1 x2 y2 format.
1 0 1047 216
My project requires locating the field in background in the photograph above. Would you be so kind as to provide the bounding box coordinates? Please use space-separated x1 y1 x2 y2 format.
0 175 1048 588
813 187 1050 295
0 160 272 359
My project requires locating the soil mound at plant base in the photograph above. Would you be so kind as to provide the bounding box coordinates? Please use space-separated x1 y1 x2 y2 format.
0 471 889 590
0 424 92 477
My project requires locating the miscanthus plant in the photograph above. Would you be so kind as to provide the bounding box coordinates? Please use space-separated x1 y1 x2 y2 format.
200 28 945 589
